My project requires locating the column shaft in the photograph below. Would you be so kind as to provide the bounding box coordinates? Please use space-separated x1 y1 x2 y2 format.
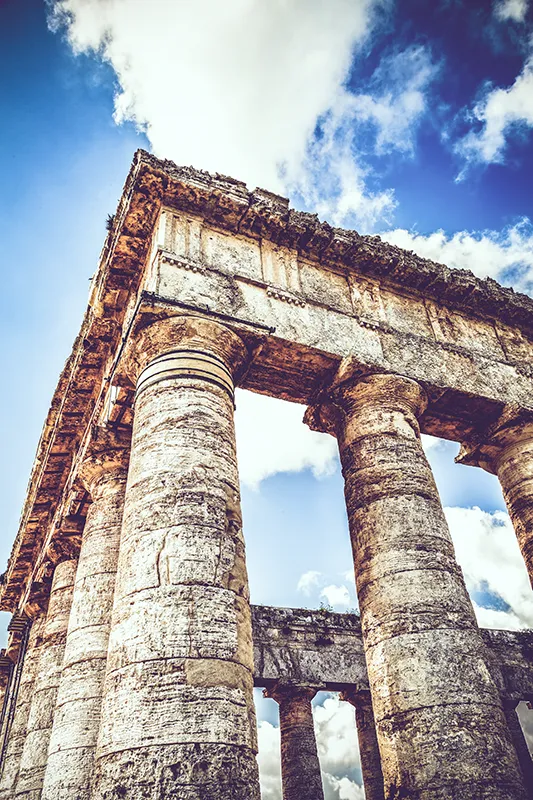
15 560 77 799
342 691 384 800
0 618 46 798
42 436 128 800
93 316 260 800
267 685 324 800
316 373 526 800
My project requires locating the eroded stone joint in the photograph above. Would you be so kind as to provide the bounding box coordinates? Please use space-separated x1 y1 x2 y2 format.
136 348 235 400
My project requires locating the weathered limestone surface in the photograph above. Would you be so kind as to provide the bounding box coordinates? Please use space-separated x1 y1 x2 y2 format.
265 684 324 800
342 690 384 800
306 372 527 799
15 561 76 799
93 316 260 800
42 429 129 800
458 414 533 587
0 619 45 799
481 628 533 701
251 605 365 689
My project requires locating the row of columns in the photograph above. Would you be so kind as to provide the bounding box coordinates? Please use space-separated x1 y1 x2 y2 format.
0 312 531 799
264 683 385 800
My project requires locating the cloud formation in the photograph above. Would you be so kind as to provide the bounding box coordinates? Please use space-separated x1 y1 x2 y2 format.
445 506 533 630
49 0 390 227
455 53 533 168
49 1 441 231
493 0 529 23
382 218 533 290
235 390 338 489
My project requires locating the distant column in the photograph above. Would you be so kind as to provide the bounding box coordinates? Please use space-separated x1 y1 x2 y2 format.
93 315 260 800
265 684 324 800
306 371 527 799
458 414 533 588
15 559 77 798
341 689 384 800
0 617 46 798
502 699 533 799
0 655 12 738
42 427 130 800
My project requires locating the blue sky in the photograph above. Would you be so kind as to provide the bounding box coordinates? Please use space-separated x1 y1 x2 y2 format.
2 1 533 797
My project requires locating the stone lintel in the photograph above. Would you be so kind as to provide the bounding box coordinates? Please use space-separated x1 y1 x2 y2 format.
253 605 533 703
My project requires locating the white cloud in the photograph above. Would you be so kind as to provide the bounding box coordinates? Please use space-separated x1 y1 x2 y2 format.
315 694 364 800
381 218 533 290
297 570 324 596
320 584 352 609
235 390 338 489
494 0 529 23
49 1 440 232
455 53 533 167
257 721 282 800
323 775 365 800
286 45 438 228
347 45 439 155
445 506 533 630
49 0 394 229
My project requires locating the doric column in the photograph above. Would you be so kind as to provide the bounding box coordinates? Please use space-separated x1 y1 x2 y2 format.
15 559 77 799
0 654 12 739
0 617 46 798
264 684 324 800
502 699 533 799
341 689 384 800
42 427 130 800
93 315 260 799
458 412 533 587
306 371 526 799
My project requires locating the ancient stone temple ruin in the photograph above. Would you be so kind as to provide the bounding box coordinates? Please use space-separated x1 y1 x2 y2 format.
1 149 533 800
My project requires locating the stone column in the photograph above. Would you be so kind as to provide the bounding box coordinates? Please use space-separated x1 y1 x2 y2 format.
0 617 46 798
306 371 526 800
341 689 384 800
458 413 533 588
15 559 77 799
502 699 533 800
93 315 260 800
0 654 12 736
264 684 323 800
42 427 130 800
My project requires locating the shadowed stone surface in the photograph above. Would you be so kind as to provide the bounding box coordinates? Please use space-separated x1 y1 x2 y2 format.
15 560 76 800
42 429 129 800
0 619 46 799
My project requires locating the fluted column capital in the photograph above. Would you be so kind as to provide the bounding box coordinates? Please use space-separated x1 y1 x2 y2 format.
78 425 131 498
457 405 533 474
122 315 249 401
305 368 427 440
264 682 319 706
